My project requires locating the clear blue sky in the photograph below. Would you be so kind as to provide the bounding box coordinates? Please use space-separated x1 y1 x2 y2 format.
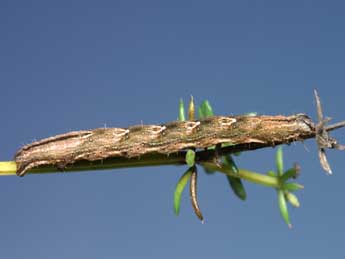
1 1 345 258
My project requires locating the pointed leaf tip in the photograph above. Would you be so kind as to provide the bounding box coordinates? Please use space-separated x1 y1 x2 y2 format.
188 96 195 120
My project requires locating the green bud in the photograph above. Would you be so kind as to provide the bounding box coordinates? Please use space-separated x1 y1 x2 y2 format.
185 149 196 167
285 192 300 208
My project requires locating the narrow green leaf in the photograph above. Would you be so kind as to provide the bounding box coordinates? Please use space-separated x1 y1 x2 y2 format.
276 146 284 176
278 190 292 228
201 100 214 117
281 167 298 183
283 182 304 192
185 149 196 167
188 96 195 120
224 155 239 174
226 176 247 200
174 167 193 215
285 192 300 208
223 155 246 200
178 99 186 121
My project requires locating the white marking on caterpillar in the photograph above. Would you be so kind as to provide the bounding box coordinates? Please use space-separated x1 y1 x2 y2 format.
186 121 200 133
150 125 166 134
220 117 237 126
112 128 129 141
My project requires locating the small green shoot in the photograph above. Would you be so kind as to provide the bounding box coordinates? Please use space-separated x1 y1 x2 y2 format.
178 99 186 121
188 96 195 120
185 150 196 167
276 146 284 176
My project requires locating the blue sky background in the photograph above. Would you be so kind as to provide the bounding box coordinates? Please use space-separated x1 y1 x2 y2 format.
1 1 345 258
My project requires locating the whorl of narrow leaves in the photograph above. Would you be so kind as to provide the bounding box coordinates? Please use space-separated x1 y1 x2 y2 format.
174 98 305 227
272 146 302 228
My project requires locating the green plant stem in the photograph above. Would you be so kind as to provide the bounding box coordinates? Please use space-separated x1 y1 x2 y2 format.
0 153 185 175
0 151 280 188
201 162 279 188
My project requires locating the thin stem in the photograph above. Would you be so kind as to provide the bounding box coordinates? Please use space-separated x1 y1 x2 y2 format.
0 154 280 188
0 153 186 175
201 162 279 188
0 161 17 176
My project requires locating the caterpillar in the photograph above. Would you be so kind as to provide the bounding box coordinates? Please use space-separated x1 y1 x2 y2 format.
14 114 314 177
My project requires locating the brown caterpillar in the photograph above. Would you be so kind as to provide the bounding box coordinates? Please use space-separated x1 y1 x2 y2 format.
14 114 314 177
